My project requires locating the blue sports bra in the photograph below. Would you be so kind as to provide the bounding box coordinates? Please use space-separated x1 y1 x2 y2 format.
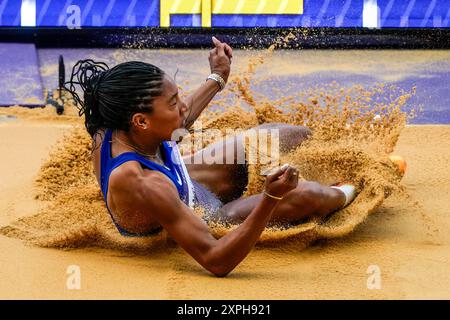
99 129 192 237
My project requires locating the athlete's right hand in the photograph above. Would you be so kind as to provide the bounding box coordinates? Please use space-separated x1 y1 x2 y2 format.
264 164 299 199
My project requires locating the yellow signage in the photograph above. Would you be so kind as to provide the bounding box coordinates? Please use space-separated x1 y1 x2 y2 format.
160 0 304 27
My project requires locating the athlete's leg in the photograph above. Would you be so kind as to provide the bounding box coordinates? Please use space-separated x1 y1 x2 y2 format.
215 181 347 225
185 123 311 202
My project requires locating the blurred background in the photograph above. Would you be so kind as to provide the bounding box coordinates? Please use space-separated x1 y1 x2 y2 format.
1 0 449 123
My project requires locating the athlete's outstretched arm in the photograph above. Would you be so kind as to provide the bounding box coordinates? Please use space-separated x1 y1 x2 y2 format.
183 37 232 130
116 165 297 277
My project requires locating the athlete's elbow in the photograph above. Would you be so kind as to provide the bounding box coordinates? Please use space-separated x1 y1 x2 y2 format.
206 263 232 278
213 270 230 278
203 253 234 277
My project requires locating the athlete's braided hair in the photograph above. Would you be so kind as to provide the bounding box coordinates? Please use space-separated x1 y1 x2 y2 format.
64 59 165 143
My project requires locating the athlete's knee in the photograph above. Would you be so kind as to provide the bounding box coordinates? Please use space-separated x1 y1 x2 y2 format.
291 125 311 136
278 125 311 152
285 125 311 141
257 123 311 135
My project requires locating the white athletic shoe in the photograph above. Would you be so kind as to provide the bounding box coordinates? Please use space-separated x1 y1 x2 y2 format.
330 183 357 208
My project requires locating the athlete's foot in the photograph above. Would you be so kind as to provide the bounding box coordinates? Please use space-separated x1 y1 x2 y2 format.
330 182 357 208
310 183 357 224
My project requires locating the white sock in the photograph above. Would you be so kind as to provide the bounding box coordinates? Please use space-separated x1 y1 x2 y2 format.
330 184 356 208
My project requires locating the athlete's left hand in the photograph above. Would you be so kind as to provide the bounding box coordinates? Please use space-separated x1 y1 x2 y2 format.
209 36 232 83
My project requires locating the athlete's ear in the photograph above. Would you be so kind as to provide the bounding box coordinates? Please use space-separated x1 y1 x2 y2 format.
131 113 150 130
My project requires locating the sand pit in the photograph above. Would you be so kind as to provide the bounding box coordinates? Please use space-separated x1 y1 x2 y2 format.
0 49 449 299
0 63 408 252
1 117 448 299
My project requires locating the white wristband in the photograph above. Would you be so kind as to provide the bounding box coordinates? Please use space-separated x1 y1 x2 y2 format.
206 73 226 91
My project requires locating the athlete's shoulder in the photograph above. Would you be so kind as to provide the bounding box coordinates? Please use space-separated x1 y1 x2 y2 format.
109 161 176 196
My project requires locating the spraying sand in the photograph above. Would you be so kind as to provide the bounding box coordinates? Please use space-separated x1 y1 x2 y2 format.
1 50 411 251
0 49 449 299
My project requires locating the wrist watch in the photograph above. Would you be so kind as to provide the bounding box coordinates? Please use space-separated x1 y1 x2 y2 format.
206 73 226 91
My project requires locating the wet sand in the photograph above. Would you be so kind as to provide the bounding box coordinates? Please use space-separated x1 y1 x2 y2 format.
1 117 449 299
